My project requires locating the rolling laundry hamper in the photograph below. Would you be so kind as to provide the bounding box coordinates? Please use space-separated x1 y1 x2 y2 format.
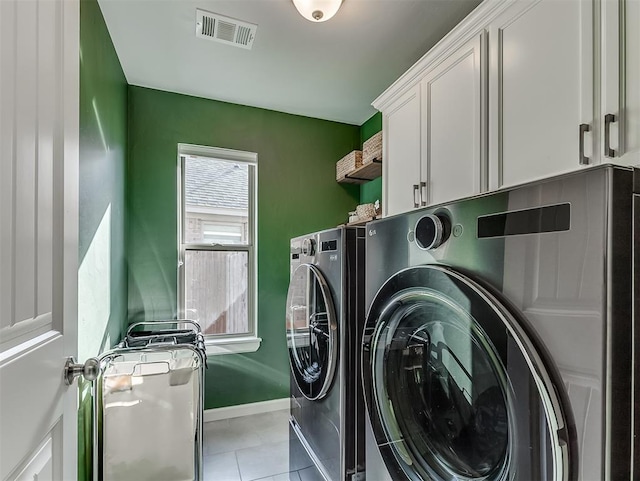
92 320 207 481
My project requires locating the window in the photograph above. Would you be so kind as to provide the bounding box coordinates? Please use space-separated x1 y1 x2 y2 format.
178 144 259 354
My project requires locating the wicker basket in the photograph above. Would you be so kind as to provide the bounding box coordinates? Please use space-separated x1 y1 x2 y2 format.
363 131 382 165
336 150 363 181
356 203 377 220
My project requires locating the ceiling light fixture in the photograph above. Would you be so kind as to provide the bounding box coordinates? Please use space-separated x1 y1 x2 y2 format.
292 0 343 22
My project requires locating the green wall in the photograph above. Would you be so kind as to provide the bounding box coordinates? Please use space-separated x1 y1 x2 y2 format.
127 86 361 408
359 112 383 205
78 0 128 477
78 0 128 355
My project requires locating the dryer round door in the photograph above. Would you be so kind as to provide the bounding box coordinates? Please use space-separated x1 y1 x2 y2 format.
286 263 338 401
362 265 577 481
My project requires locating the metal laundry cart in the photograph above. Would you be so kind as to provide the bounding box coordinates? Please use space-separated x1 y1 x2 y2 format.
92 320 207 481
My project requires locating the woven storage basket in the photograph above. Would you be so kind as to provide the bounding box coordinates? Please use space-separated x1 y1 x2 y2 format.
356 203 377 220
336 150 363 181
363 131 382 165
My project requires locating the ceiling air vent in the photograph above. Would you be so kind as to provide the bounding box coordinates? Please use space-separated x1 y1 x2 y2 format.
196 9 257 50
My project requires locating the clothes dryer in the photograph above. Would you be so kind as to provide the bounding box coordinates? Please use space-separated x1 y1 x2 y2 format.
362 165 639 480
287 226 366 481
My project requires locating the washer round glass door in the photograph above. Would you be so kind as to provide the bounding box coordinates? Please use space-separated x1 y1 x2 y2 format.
362 265 576 481
286 263 338 401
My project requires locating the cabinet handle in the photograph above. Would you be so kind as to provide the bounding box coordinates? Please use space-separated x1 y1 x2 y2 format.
413 184 419 208
604 113 616 158
420 182 427 207
579 123 590 165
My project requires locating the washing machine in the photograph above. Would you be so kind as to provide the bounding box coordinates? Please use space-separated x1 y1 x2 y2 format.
362 164 639 481
286 226 366 481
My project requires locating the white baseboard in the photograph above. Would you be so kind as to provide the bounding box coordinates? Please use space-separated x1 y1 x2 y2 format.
204 397 290 423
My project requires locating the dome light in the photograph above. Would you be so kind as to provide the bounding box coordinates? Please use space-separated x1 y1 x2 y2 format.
292 0 343 22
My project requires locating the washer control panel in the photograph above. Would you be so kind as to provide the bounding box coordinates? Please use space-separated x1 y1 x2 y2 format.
321 239 337 252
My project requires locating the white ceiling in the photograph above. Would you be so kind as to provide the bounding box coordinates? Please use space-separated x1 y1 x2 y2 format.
98 0 482 125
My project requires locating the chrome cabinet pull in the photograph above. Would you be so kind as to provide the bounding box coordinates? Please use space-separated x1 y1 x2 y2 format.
413 184 419 208
420 181 427 206
579 123 590 165
604 113 616 158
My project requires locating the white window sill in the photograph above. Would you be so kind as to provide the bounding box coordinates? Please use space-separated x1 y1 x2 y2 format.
205 336 262 356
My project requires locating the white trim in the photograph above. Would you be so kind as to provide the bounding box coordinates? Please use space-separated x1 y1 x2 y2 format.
62 0 80 479
178 143 257 164
177 144 259 345
372 0 511 112
203 397 289 422
185 205 248 217
205 336 262 356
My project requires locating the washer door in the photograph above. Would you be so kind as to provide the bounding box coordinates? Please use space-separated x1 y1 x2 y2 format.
286 263 338 401
362 265 576 481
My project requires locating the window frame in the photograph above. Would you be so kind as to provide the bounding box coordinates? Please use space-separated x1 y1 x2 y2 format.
177 143 260 355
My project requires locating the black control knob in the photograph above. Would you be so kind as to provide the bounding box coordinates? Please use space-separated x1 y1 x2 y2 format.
415 214 450 250
301 238 316 256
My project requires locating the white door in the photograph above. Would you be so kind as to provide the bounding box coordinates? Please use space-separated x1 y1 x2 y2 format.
423 32 486 206
383 84 422 216
489 0 595 188
0 0 80 479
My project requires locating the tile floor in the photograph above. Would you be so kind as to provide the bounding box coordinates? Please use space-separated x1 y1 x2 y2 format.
203 409 316 481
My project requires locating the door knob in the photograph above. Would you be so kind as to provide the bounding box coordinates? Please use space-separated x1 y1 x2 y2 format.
64 356 100 386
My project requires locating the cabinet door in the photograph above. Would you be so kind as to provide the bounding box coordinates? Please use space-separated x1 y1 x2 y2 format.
423 32 486 206
602 0 640 166
383 84 421 217
489 0 595 188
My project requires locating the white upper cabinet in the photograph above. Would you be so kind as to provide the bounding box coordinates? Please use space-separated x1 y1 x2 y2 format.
376 31 487 217
383 84 422 216
488 0 595 188
602 0 640 166
374 0 640 216
424 32 486 205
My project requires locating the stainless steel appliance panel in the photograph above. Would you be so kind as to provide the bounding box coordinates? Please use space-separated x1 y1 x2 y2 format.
363 165 637 480
288 226 365 481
